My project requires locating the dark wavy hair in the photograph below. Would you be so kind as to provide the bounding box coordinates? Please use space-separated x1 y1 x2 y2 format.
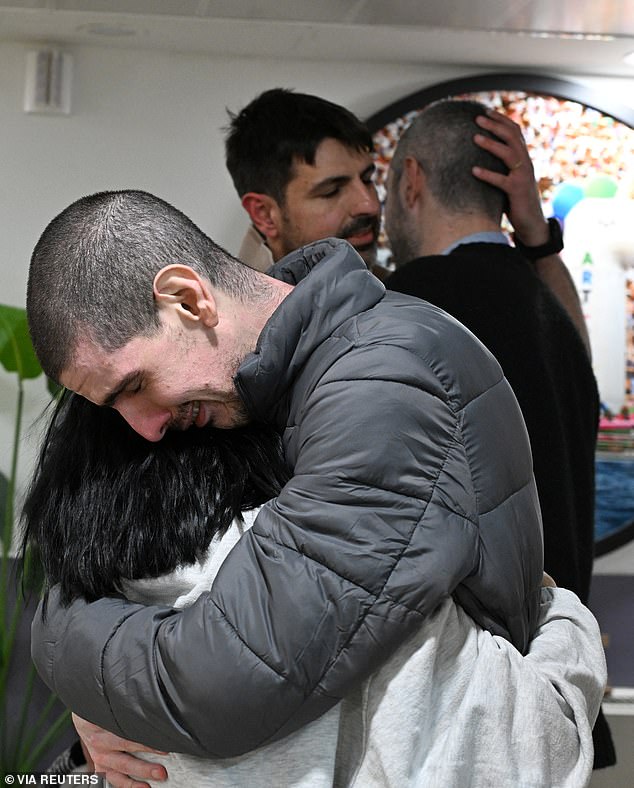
21 391 290 606
225 88 373 205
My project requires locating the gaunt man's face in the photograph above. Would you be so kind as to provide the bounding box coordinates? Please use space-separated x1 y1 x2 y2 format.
60 318 249 443
273 138 381 266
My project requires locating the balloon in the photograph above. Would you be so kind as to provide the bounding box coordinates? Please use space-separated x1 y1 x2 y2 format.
583 176 618 199
552 183 585 221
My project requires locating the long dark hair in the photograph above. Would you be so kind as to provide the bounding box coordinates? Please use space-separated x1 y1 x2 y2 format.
21 391 290 605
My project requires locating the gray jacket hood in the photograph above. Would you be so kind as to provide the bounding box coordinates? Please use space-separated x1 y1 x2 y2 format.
236 238 384 425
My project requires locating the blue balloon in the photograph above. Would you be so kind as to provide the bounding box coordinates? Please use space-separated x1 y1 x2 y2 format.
552 183 585 221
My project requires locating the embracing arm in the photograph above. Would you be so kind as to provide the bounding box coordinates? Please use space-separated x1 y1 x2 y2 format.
526 585 607 727
32 368 475 758
32 538 354 759
473 109 591 358
31 306 541 761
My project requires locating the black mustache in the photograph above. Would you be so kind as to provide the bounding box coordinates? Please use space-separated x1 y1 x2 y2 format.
342 217 379 239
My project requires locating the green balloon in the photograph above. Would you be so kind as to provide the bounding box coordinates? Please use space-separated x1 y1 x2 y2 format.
584 176 618 199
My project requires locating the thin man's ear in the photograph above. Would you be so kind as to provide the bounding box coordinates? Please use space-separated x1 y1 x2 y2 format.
241 192 282 241
153 265 218 327
403 156 425 209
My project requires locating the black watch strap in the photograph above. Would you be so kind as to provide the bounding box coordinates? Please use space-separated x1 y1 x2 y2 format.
513 217 563 261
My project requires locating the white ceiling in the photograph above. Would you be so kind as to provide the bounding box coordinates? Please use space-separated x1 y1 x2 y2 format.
0 0 633 78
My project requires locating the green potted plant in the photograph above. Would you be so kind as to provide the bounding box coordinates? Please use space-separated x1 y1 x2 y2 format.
0 302 70 776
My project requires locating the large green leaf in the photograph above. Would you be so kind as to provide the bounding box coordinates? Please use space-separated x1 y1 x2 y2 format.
0 304 42 381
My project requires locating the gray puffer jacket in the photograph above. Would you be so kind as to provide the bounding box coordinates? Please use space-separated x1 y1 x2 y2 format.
31 239 543 758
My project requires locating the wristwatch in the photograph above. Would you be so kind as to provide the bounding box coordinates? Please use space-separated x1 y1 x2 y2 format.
513 217 563 261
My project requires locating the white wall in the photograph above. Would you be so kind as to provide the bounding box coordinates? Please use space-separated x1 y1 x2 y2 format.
1 38 633 529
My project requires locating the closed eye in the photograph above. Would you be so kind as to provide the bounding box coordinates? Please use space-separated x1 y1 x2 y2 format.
102 371 144 408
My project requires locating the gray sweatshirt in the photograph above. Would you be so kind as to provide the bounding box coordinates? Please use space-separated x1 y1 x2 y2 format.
122 510 605 788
